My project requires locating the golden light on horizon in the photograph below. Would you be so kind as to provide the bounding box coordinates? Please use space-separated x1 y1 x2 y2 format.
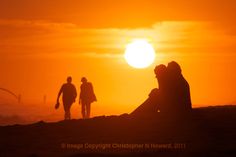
124 39 156 69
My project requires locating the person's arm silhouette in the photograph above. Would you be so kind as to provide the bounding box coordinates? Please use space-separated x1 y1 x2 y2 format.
57 85 64 102
55 84 64 109
73 85 77 102
79 85 82 105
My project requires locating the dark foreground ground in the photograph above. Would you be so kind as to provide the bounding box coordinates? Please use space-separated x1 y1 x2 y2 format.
0 106 236 157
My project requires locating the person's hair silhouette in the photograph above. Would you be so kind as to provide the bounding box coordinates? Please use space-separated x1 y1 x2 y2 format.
79 77 97 119
56 76 77 120
154 64 168 90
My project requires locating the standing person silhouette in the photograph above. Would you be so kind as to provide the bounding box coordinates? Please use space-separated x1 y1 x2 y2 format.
79 77 97 119
56 76 77 120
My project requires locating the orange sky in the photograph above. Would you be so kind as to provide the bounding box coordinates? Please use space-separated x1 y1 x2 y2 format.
0 0 236 121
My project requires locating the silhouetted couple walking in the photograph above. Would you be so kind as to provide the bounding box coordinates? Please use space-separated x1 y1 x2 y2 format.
131 61 192 117
56 77 97 120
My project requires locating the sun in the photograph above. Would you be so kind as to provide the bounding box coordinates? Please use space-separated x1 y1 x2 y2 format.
124 39 156 69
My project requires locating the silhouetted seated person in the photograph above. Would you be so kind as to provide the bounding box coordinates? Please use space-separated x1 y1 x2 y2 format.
166 61 192 115
130 61 192 117
56 76 77 120
130 64 168 116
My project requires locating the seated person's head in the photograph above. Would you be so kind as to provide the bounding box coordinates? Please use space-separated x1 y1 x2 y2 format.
167 61 182 76
154 64 167 77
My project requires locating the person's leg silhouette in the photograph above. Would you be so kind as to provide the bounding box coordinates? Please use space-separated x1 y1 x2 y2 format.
63 103 71 120
82 103 86 119
86 103 91 118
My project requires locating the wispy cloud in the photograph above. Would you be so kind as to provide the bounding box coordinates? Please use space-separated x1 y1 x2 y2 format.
1 19 236 58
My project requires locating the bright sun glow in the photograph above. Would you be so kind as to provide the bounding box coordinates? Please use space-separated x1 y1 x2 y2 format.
124 39 156 69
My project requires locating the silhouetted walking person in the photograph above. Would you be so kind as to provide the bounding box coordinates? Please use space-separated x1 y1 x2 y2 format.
56 76 77 120
79 77 97 119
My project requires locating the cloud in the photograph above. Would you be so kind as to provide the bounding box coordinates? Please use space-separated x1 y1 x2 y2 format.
0 0 236 28
0 19 236 59
0 0 235 34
